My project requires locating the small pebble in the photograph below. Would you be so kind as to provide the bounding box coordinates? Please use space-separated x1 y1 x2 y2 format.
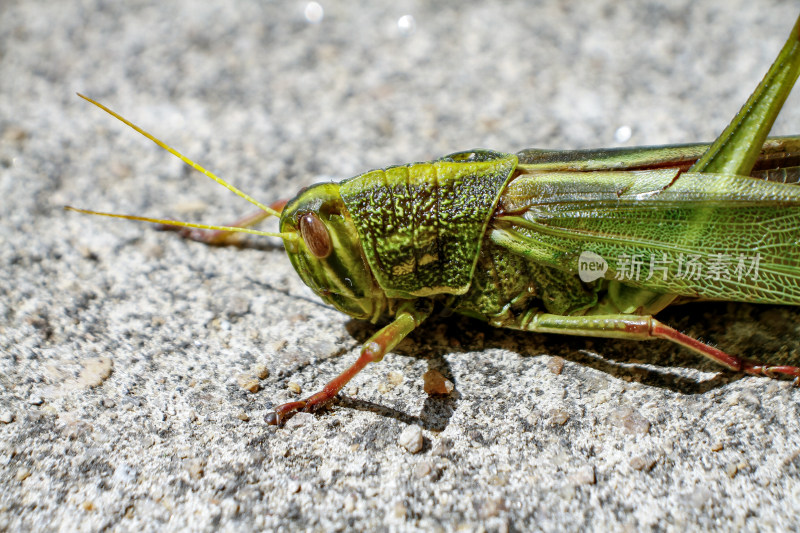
738 391 761 407
225 296 250 318
77 357 113 388
28 395 44 406
273 340 288 352
546 356 565 375
711 441 724 452
81 501 95 511
63 420 91 440
727 391 760 407
609 407 650 434
173 200 208 213
661 439 674 455
77 246 96 260
726 463 739 478
144 243 165 259
398 424 423 453
187 459 205 480
253 364 269 380
414 461 433 478
423 369 454 395
431 439 452 456
284 412 314 429
237 374 260 393
343 494 357 513
387 371 404 386
569 465 596 485
549 409 570 426
288 382 302 394
3 126 27 142
236 411 250 422
0 411 14 424
15 467 31 481
630 455 657 471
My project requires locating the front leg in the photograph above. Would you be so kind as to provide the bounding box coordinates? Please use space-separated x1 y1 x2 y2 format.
266 300 432 426
158 200 288 245
518 312 800 381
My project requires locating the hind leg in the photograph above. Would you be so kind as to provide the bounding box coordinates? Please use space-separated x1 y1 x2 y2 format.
516 311 800 381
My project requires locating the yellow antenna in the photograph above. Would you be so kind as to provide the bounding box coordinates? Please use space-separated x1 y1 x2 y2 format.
64 206 295 240
71 93 295 242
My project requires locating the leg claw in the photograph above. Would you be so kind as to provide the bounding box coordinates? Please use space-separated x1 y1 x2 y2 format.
265 394 337 426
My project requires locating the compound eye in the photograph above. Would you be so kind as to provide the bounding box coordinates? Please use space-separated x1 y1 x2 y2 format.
299 212 332 259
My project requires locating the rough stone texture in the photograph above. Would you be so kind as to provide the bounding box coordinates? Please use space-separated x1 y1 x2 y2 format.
2 1 800 531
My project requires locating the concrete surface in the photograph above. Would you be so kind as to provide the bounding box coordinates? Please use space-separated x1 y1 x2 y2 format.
2 0 800 531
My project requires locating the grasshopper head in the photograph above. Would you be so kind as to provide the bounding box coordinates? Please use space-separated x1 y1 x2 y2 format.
280 183 387 322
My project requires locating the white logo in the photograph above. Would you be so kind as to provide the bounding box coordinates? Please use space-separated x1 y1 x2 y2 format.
578 251 608 282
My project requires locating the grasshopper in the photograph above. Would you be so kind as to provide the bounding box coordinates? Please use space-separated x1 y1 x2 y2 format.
69 15 800 425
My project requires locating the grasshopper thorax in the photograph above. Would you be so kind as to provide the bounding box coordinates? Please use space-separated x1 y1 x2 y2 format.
280 182 388 322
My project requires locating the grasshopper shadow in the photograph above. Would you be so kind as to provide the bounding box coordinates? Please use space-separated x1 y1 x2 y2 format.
341 319 460 432
339 300 800 428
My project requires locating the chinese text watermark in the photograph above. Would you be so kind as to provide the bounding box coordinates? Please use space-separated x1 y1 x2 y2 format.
578 251 761 283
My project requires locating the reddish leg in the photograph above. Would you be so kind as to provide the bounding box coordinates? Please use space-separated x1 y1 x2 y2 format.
651 322 800 381
520 312 800 381
266 301 431 426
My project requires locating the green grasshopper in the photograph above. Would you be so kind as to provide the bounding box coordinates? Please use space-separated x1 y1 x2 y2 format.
69 15 800 426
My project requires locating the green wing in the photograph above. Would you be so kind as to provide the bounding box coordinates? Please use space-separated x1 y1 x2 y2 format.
495 16 800 305
491 168 800 305
516 137 800 183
